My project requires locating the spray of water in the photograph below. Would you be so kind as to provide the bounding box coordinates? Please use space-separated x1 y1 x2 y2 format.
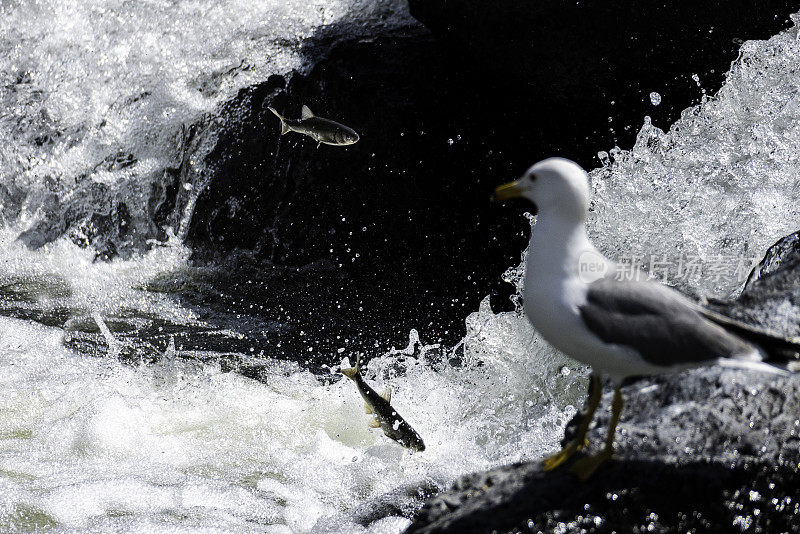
0 0 414 249
589 14 800 296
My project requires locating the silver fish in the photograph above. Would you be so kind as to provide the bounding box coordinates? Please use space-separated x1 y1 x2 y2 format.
341 355 425 452
268 105 359 147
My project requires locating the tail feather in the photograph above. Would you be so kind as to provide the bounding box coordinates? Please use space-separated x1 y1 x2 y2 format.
267 106 290 135
700 307 800 364
717 357 792 376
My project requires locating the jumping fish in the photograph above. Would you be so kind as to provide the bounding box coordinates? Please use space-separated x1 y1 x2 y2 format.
267 105 359 147
341 355 425 451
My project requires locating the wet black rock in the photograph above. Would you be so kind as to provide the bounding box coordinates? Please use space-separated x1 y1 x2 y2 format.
407 459 800 534
407 0 800 142
746 231 800 286
185 1 800 353
708 230 800 342
312 479 439 532
186 27 535 352
404 231 800 533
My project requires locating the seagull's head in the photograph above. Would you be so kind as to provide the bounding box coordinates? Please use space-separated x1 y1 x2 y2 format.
492 158 590 222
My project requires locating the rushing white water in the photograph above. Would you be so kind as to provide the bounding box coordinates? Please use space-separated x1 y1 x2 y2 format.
0 0 414 246
590 14 800 296
0 221 580 532
0 286 580 533
2 3 800 533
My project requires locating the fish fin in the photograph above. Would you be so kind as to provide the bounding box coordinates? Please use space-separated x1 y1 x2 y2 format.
364 402 374 414
379 388 392 403
301 105 314 119
368 418 381 428
267 107 290 135
341 354 362 380
341 366 358 380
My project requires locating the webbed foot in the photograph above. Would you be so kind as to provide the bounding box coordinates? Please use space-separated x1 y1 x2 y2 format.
569 385 623 481
542 437 589 471
569 449 613 480
543 373 602 472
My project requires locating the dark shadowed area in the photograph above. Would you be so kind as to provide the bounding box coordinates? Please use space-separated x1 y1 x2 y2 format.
183 1 800 359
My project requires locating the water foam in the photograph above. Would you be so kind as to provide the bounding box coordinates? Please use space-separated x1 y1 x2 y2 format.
0 0 414 246
589 14 800 296
0 208 579 531
0 307 578 532
0 228 192 322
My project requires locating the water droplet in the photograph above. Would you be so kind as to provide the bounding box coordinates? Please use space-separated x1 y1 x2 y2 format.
649 91 662 106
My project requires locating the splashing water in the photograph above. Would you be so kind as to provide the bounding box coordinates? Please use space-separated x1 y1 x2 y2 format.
0 305 579 532
1 4 800 534
589 15 800 296
0 0 414 249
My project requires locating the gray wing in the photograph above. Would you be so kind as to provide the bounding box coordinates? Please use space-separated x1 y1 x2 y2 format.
580 277 756 367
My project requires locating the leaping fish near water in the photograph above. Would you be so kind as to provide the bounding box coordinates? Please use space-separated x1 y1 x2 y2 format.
341 355 426 452
268 105 359 147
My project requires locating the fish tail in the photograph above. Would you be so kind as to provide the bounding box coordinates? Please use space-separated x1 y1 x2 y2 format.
341 354 361 380
341 366 358 379
267 106 290 135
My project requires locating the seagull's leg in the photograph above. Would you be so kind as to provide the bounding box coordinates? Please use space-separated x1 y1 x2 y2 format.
542 373 601 471
569 385 623 481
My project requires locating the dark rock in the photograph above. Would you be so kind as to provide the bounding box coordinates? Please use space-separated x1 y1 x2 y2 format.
0 182 25 223
184 2 800 351
186 28 535 350
706 230 800 340
312 479 439 532
407 459 800 534
746 230 800 286
16 192 65 250
404 231 800 533
407 0 800 144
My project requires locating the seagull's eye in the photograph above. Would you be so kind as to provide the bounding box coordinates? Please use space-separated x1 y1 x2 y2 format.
529 174 537 182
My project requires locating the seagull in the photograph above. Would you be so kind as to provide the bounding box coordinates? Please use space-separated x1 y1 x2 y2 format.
492 157 800 480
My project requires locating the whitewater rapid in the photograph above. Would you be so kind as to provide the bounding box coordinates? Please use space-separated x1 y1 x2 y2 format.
0 0 415 249
1 2 800 533
0 268 579 533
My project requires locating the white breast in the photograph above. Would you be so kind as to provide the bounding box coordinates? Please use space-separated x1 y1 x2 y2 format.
523 223 654 382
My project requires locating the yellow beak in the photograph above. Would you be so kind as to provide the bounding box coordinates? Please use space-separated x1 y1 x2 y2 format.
491 179 524 202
